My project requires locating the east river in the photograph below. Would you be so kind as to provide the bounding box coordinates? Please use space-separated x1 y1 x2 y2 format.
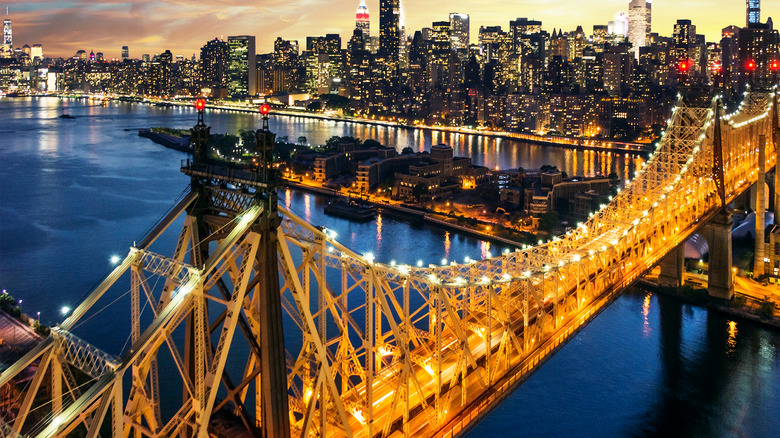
1 98 779 437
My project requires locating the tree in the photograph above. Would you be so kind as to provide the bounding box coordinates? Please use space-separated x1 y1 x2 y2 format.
401 146 414 155
412 183 428 202
325 136 343 150
363 139 382 149
538 210 559 232
297 136 307 145
307 101 322 111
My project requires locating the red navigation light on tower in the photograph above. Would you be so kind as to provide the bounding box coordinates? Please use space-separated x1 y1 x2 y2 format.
259 103 271 115
194 99 206 112
746 59 756 72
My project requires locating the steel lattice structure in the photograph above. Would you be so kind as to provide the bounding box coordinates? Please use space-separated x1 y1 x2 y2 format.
0 90 777 438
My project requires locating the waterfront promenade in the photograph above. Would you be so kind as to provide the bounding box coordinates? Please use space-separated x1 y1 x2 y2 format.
53 93 652 155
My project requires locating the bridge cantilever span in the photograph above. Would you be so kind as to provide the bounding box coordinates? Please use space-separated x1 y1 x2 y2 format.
0 90 777 438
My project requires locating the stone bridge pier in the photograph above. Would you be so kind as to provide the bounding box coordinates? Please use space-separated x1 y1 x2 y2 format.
657 210 734 299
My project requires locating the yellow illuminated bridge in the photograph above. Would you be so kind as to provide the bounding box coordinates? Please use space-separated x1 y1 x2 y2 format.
0 90 777 438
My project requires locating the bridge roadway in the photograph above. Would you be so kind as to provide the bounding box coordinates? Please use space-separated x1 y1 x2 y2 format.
0 91 776 438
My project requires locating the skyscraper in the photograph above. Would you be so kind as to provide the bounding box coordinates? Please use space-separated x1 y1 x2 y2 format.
2 15 11 59
122 46 129 61
628 0 651 59
227 35 257 97
201 38 230 94
356 0 369 42
379 0 400 58
747 0 760 26
449 13 470 50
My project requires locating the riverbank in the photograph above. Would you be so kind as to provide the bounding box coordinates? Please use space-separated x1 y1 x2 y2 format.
111 94 650 155
264 108 651 155
637 278 780 330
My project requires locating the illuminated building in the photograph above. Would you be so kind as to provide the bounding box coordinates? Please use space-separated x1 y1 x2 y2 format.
31 44 43 63
356 0 369 43
737 17 779 89
427 21 451 89
1 16 11 58
200 38 229 96
608 12 629 42
227 35 257 97
449 13 470 50
748 0 760 26
628 0 651 59
304 34 343 94
379 0 400 58
122 46 129 61
146 49 173 96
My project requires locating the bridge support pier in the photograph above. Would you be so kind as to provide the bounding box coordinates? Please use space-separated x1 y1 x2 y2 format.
702 210 734 300
754 135 767 278
658 245 685 288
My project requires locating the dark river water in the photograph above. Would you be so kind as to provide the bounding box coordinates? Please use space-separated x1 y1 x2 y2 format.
0 98 778 437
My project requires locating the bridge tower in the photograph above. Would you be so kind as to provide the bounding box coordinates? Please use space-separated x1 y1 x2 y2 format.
184 101 291 437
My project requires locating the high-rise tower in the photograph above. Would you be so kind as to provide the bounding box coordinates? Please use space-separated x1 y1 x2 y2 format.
379 0 400 58
1 10 11 59
356 0 369 42
2 20 10 45
200 38 230 93
628 0 651 59
121 45 129 61
449 13 470 50
747 0 760 26
227 35 257 97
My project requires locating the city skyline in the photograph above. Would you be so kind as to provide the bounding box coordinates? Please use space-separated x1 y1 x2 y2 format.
0 0 763 58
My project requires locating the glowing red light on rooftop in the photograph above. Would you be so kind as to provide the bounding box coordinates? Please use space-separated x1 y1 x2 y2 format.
746 59 756 71
677 60 691 73
260 104 271 115
771 60 780 72
194 99 206 111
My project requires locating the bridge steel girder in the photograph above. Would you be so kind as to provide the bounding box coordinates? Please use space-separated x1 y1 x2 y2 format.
1 91 778 438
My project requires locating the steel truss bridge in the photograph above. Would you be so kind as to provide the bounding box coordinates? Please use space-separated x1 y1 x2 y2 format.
0 90 778 438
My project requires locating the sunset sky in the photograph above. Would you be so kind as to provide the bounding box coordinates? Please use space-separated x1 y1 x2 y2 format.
1 1 766 58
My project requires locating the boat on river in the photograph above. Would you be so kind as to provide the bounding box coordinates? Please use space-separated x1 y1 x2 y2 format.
324 199 377 222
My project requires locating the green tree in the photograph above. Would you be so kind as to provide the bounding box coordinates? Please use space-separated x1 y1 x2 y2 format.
297 136 307 145
325 136 343 150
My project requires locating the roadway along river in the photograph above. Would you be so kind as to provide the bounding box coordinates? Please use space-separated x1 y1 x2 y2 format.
0 97 778 437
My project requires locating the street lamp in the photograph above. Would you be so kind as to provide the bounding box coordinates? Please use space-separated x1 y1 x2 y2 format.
18 299 22 314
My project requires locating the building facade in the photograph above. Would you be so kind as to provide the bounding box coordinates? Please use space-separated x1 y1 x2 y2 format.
628 0 651 59
356 0 370 43
227 35 257 97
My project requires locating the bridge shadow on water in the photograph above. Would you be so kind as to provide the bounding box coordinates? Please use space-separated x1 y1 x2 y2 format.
630 293 779 438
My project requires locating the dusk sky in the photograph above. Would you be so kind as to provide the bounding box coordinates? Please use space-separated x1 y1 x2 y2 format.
1 1 768 58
